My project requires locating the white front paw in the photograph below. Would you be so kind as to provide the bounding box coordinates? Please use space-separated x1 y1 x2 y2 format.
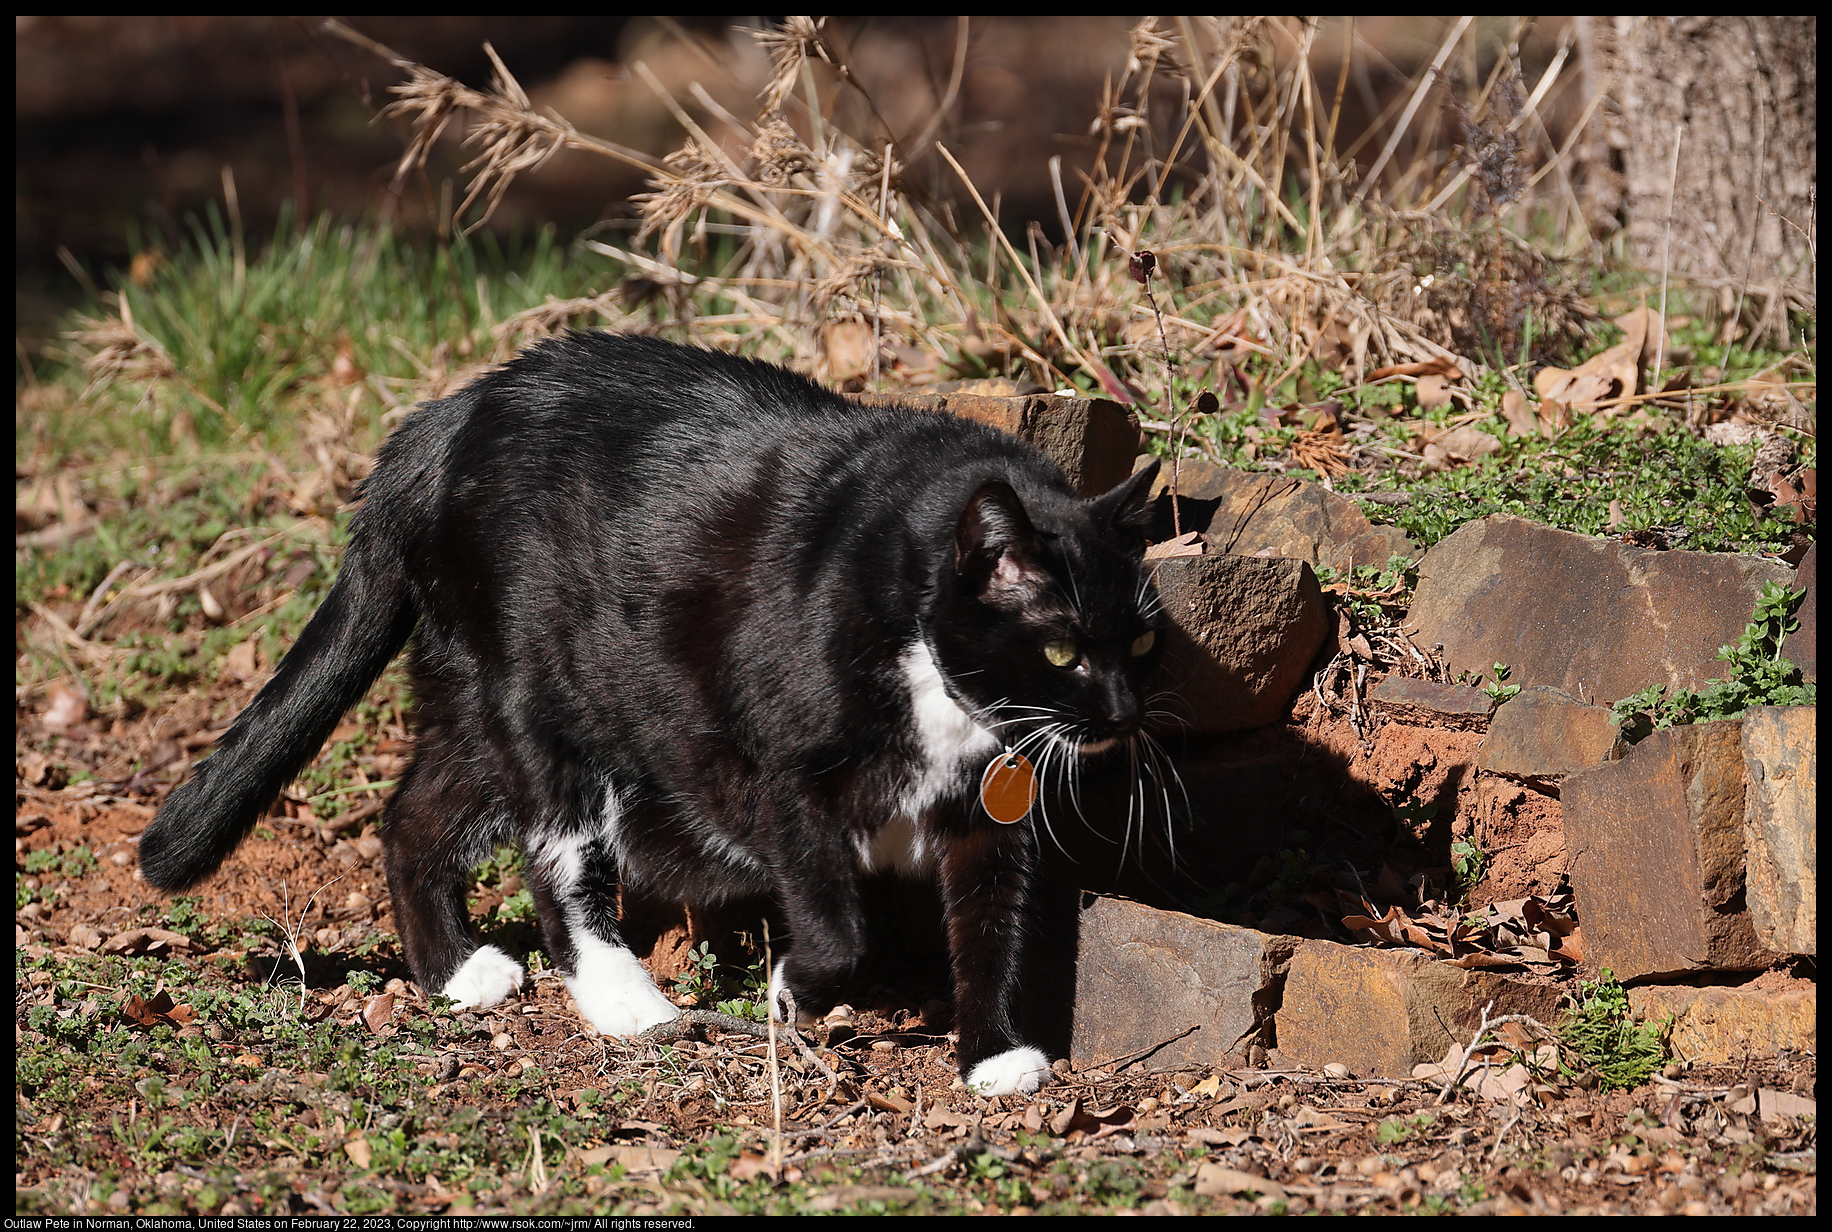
441 945 525 1010
568 939 680 1036
966 1045 1052 1096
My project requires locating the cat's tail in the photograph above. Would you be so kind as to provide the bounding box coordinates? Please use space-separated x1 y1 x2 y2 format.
137 528 418 890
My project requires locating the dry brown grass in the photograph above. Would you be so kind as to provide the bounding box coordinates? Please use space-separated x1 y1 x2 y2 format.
321 16 1616 414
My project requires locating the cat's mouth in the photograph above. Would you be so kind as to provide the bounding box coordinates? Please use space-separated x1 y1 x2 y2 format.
1071 735 1126 756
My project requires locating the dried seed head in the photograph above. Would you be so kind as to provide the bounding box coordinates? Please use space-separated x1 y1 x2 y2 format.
1129 249 1157 285
632 137 727 243
751 116 814 187
754 16 826 116
1126 16 1180 81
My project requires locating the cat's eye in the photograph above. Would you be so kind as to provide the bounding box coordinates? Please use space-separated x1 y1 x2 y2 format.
1042 639 1079 668
1130 630 1156 657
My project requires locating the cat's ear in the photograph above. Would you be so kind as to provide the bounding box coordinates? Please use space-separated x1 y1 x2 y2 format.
955 480 1047 599
1088 459 1161 540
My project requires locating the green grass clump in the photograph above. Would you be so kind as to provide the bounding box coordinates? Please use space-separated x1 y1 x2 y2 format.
1557 969 1669 1092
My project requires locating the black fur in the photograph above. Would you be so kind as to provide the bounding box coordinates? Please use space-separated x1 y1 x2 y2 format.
139 332 1163 1089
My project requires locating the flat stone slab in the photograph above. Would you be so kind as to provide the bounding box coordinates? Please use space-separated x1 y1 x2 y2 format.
1407 513 1795 703
1070 895 1297 1072
1143 459 1418 575
1629 983 1817 1065
1562 721 1776 981
1368 676 1495 730
1276 941 1564 1077
850 390 1139 499
1740 705 1816 957
1150 554 1329 733
1480 686 1624 781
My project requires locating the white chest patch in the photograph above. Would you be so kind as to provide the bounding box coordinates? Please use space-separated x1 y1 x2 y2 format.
897 639 1000 824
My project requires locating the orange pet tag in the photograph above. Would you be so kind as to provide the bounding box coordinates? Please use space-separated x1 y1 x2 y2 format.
979 751 1038 824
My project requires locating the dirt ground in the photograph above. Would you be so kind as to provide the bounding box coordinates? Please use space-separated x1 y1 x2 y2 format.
14 666 1817 1216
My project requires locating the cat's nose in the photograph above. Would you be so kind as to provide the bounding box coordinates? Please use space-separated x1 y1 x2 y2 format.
1098 678 1142 732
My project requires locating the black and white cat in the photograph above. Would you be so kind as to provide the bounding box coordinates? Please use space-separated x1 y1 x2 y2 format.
138 332 1165 1095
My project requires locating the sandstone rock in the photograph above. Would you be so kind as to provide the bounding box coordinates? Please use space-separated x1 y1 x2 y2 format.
1628 983 1816 1065
1740 705 1816 957
1407 514 1795 703
1368 677 1494 731
849 390 1139 498
1275 941 1564 1076
1480 686 1624 782
1070 895 1297 1072
1141 458 1418 575
1149 553 1329 734
1562 722 1776 980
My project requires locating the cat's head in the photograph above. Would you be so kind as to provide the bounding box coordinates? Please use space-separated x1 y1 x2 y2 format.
928 460 1165 757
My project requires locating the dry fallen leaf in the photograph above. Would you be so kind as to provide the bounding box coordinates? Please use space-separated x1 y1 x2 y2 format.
122 990 196 1030
1537 397 1571 435
1613 303 1666 375
1144 531 1205 561
1499 389 1538 437
1367 357 1461 382
362 991 396 1034
1201 306 1267 363
820 319 875 383
1195 1162 1287 1199
225 637 261 682
1414 373 1456 410
1422 425 1501 473
101 927 196 956
41 682 90 733
1534 330 1641 409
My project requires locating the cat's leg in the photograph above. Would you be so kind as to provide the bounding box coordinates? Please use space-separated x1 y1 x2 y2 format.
526 817 679 1037
764 812 870 1023
383 750 524 1010
938 822 1053 1096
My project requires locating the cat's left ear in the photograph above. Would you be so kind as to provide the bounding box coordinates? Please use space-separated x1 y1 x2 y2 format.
1088 459 1161 541
955 480 1048 599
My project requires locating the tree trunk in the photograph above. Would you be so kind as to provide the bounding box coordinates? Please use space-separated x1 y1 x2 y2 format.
1598 16 1815 296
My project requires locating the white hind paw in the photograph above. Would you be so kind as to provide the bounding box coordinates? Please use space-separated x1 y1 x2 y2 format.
566 935 680 1036
966 1046 1052 1096
441 945 525 1010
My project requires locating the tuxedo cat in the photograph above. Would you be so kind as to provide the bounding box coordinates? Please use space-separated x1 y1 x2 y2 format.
139 331 1164 1095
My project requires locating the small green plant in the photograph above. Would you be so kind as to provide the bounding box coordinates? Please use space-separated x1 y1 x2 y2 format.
1450 840 1488 897
494 886 537 923
469 846 525 890
1375 1111 1438 1144
1451 661 1521 703
1558 968 1669 1091
1611 584 1814 738
22 845 96 881
1318 555 1417 632
667 942 769 1020
1482 662 1521 703
163 895 209 937
670 941 721 1003
714 960 771 1022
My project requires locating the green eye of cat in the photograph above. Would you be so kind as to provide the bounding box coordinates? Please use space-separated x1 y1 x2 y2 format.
1042 639 1079 668
1131 630 1156 657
